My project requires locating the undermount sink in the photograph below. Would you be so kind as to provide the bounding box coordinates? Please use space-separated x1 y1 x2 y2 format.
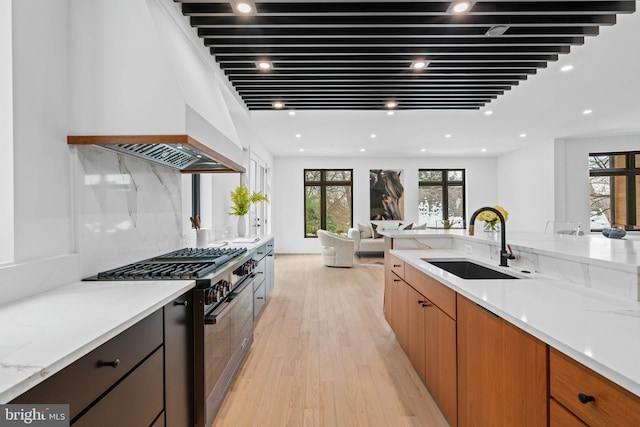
422 259 520 280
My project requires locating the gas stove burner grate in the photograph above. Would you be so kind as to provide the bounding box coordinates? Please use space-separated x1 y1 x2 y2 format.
151 247 247 263
97 261 222 280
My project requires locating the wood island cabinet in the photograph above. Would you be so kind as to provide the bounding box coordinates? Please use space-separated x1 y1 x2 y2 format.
384 249 640 427
384 255 457 426
549 347 640 427
457 295 547 427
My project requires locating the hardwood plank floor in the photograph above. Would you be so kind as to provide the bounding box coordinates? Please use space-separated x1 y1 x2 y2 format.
213 254 449 427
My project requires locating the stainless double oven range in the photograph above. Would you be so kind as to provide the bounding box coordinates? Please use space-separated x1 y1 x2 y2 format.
90 246 259 426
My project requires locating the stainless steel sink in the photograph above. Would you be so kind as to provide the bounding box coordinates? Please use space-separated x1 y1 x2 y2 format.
422 259 520 280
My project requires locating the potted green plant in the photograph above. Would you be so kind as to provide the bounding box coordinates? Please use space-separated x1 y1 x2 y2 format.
229 184 269 237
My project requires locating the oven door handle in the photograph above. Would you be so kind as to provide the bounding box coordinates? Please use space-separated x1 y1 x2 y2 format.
205 273 256 324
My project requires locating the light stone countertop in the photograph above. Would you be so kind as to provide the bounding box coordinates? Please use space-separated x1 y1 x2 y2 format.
391 248 640 397
0 279 195 403
382 229 640 273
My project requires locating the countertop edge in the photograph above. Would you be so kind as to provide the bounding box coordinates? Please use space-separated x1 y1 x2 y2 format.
390 248 640 398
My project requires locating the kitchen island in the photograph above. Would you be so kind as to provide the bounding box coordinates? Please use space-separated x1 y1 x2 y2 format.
383 229 640 426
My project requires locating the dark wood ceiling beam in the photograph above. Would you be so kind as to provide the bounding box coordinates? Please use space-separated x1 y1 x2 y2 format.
225 70 536 77
220 62 548 69
211 45 571 55
203 36 584 46
198 26 600 37
217 54 559 62
180 1 635 15
189 14 617 27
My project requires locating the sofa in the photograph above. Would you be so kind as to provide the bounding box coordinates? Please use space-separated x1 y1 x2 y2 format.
348 220 421 256
317 229 355 267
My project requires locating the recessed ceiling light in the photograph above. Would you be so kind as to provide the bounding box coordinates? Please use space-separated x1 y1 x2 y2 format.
449 0 475 13
256 61 273 70
288 111 296 116
445 134 452 138
360 148 366 152
411 61 428 69
235 2 253 13
583 109 593 115
386 101 397 109
273 101 284 109
421 148 426 152
481 148 487 152
485 25 510 37
387 111 395 116
299 148 304 152
370 133 377 138
484 110 493 116
295 134 301 138
561 64 574 72
520 133 527 138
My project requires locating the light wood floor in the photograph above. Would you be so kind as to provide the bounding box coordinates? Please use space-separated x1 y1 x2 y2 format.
213 254 449 427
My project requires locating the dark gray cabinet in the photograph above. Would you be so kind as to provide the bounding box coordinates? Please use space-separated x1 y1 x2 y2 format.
252 238 274 319
12 290 194 427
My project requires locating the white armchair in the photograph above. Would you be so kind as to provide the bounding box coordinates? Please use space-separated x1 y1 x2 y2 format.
317 230 354 267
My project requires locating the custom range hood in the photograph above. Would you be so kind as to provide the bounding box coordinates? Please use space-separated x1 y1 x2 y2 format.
68 134 245 174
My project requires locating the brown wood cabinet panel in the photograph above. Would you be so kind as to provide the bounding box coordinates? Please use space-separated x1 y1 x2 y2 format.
164 292 194 427
74 348 164 427
457 295 547 427
406 285 426 381
12 310 163 420
424 300 457 427
392 275 409 352
550 347 640 427
550 398 587 427
405 263 456 320
383 263 394 327
386 253 405 280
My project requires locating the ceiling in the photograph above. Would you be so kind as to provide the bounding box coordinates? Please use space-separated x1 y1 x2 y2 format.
173 1 640 157
175 0 636 111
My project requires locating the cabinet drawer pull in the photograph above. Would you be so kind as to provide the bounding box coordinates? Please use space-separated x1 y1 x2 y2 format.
393 264 402 268
393 279 401 282
98 358 120 368
578 393 595 404
418 300 431 307
174 300 188 306
257 296 264 300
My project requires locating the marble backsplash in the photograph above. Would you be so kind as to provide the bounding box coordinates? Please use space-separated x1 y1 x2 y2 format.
0 145 186 307
76 145 184 276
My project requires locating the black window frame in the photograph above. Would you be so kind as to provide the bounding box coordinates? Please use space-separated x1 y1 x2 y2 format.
304 169 354 238
418 169 467 228
191 174 201 228
589 151 639 231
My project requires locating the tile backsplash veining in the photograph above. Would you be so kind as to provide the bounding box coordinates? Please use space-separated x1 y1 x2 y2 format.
77 146 183 276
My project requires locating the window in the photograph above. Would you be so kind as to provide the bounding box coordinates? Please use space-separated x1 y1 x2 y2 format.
191 174 200 227
589 152 639 231
304 169 353 237
418 169 466 228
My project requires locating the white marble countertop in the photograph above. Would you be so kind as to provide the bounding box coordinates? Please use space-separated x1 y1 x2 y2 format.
391 248 640 397
0 279 195 403
383 229 640 273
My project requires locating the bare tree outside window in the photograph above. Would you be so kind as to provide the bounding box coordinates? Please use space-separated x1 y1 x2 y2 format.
589 152 639 232
304 169 353 237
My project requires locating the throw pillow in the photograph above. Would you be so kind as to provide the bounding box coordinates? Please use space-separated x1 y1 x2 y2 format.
402 223 413 230
413 223 427 230
371 223 384 238
357 223 372 239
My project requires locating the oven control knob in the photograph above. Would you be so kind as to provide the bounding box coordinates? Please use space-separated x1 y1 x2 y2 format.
204 288 217 305
221 280 230 295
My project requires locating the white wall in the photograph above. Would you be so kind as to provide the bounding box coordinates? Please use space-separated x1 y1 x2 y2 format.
12 0 73 262
0 0 13 263
274 155 498 253
497 141 555 232
555 133 640 230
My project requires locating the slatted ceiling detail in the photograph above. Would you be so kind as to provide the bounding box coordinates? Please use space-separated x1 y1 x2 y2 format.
174 0 636 110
